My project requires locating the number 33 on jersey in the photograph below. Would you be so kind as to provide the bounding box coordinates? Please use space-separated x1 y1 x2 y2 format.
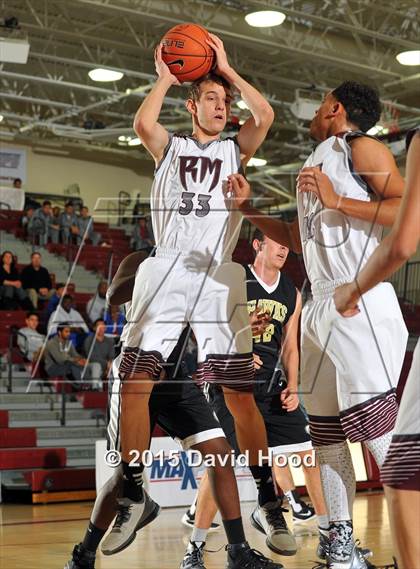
151 134 243 264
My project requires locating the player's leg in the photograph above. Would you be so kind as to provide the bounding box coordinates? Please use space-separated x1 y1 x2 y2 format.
381 340 420 569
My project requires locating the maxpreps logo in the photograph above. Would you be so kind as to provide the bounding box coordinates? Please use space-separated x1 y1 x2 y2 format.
150 451 198 490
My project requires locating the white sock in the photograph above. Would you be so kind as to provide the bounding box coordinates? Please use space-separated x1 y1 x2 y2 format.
284 489 302 513
365 431 393 469
316 442 356 521
190 526 208 546
317 514 329 530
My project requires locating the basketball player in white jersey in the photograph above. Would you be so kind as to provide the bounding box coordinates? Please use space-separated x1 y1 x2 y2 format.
110 35 291 569
334 127 420 569
226 81 408 569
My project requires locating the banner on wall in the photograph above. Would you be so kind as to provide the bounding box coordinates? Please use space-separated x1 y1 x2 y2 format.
0 147 27 185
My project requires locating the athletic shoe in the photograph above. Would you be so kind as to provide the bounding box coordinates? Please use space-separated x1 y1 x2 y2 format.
181 507 221 532
250 501 297 556
317 534 373 562
64 544 95 569
328 542 377 569
226 542 284 568
101 490 160 555
285 490 316 524
180 541 206 569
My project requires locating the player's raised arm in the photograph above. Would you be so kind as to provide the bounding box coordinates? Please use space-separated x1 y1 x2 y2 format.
334 131 420 316
133 45 180 165
206 34 274 167
228 173 301 253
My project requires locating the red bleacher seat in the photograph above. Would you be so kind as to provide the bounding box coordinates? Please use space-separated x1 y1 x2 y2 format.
0 411 8 428
0 428 37 448
25 467 95 492
0 447 67 469
77 391 107 409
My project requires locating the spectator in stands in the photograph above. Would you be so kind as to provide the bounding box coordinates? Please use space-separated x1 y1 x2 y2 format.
104 304 125 336
83 318 115 390
44 323 99 391
13 178 22 189
50 206 60 244
45 282 66 317
21 252 54 309
73 206 101 246
131 216 154 252
0 251 32 310
21 207 34 239
59 202 78 244
86 281 108 324
48 293 89 338
29 200 53 246
17 312 45 362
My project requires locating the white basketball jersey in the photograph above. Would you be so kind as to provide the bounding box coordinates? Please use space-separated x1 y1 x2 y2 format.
151 134 243 264
297 132 383 286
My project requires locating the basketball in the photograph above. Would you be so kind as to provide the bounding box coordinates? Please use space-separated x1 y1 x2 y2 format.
161 23 215 83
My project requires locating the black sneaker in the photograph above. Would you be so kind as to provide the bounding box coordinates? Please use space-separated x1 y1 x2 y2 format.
180 541 207 568
64 544 95 569
285 491 316 524
226 542 284 568
181 507 221 532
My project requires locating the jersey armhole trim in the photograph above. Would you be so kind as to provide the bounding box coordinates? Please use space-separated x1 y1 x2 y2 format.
343 131 379 195
155 132 174 173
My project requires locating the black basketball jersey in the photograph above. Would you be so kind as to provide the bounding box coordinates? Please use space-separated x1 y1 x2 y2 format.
244 264 297 382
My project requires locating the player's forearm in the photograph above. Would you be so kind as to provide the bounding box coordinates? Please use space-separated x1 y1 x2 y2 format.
133 76 173 135
221 67 274 126
337 196 401 227
282 349 299 391
239 201 301 253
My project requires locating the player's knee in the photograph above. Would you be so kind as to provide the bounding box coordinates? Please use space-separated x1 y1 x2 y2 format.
197 436 232 459
224 391 257 416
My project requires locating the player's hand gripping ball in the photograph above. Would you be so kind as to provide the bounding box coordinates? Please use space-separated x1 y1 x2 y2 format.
161 23 215 83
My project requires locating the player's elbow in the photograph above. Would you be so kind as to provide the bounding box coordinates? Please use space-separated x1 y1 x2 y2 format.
390 239 417 264
133 117 152 141
259 104 275 127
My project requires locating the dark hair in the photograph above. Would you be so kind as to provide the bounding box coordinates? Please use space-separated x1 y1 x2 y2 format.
26 311 39 319
42 200 51 207
62 294 73 302
252 228 265 243
188 72 231 102
1 250 16 269
31 251 41 258
57 322 70 334
94 318 105 327
13 178 22 184
332 81 381 133
56 282 65 290
65 201 73 208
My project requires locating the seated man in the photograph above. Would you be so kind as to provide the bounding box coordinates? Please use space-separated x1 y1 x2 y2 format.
131 216 154 252
73 206 101 246
86 281 107 324
103 304 125 337
21 252 54 309
44 323 100 390
45 282 66 317
48 294 89 347
83 318 115 390
59 202 78 244
17 312 45 362
29 200 53 246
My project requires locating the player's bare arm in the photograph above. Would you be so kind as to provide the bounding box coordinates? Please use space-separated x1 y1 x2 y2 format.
298 138 404 227
334 132 420 316
106 251 148 305
279 290 301 412
207 33 274 166
133 45 179 164
228 173 302 253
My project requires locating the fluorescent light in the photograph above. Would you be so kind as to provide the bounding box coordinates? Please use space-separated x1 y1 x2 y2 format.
88 68 124 82
0 115 3 122
248 157 267 167
127 137 142 146
237 99 249 110
245 10 286 28
239 118 246 125
396 50 420 66
367 125 383 136
118 135 130 142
